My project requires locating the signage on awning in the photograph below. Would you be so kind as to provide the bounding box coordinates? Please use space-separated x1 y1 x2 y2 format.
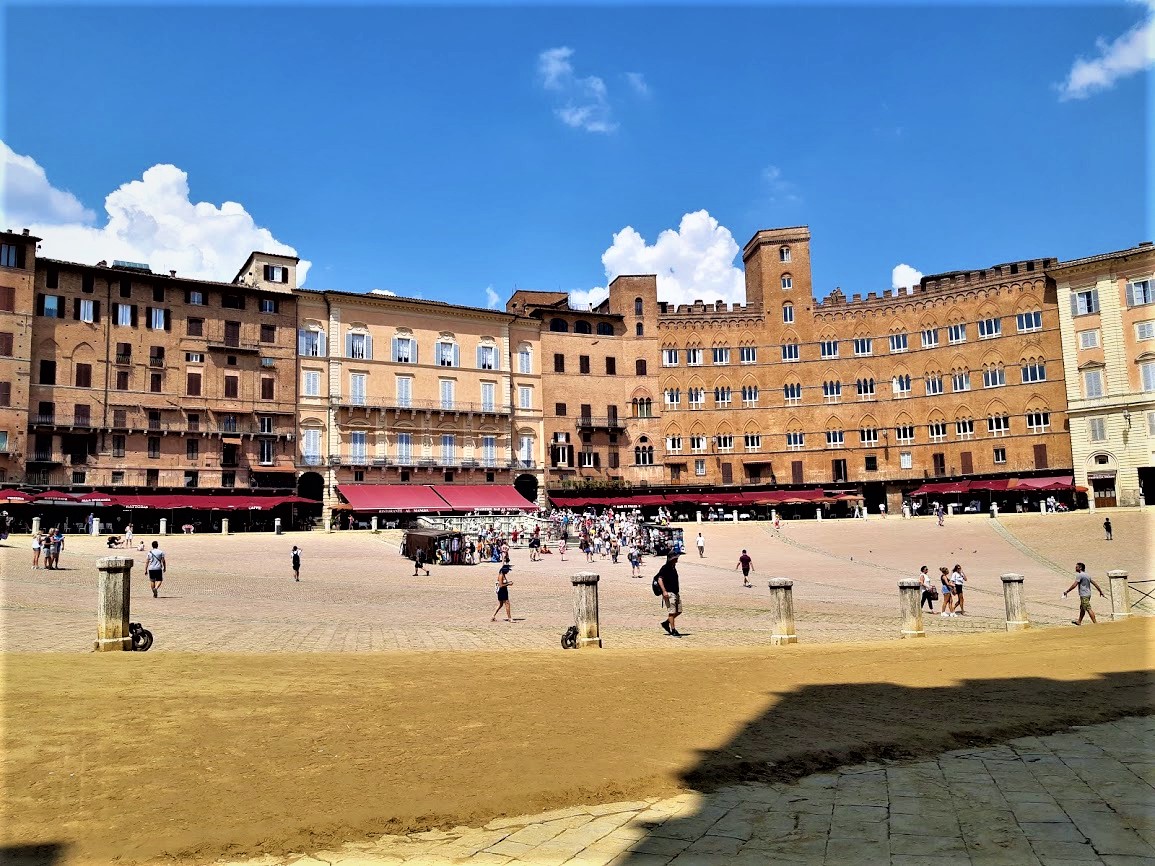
1088 471 1117 480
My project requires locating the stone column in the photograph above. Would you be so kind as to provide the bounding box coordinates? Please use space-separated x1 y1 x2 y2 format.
898 579 925 639
221 518 229 535
767 578 798 645
31 516 40 534
1000 573 1030 631
95 556 133 652
275 517 283 536
1107 570 1131 621
159 518 168 536
571 572 601 648
371 515 378 532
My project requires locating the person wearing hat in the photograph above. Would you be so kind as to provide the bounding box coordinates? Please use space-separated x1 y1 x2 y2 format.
655 551 683 636
491 562 514 622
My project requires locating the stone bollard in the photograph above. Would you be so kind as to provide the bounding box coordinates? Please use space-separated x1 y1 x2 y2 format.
898 579 925 639
1108 571 1131 621
31 516 41 535
371 516 378 533
571 572 602 648
221 518 229 535
90 519 100 536
815 507 823 521
767 578 798 645
95 557 133 652
159 518 167 536
275 517 282 536
1000 573 1030 631
771 509 778 524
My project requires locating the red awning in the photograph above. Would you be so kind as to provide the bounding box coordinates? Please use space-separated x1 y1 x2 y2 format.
430 485 537 511
1012 475 1074 490
967 479 1010 492
909 481 971 495
32 490 80 502
548 496 588 508
337 484 450 512
0 488 32 502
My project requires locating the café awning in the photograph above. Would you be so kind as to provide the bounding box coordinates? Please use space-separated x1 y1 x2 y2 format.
430 485 537 511
336 484 450 513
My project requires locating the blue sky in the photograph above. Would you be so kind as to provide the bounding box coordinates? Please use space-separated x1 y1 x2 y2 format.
2 2 1150 308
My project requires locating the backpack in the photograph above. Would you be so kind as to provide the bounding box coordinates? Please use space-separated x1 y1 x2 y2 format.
652 571 663 596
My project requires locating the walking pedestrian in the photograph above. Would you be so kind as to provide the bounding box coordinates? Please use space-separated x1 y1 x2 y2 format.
918 565 936 612
1103 517 1113 541
1064 563 1105 625
491 562 514 622
950 563 967 615
528 530 540 561
628 544 641 577
146 540 166 598
655 552 683 636
935 502 945 527
879 502 887 519
558 536 567 561
696 532 705 558
939 567 956 616
413 546 430 576
736 549 753 587
291 545 301 581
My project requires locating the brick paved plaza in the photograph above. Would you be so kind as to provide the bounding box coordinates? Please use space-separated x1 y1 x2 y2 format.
0 511 1148 652
222 716 1155 866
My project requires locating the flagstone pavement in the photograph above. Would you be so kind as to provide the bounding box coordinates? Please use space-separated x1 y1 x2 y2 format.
219 716 1155 866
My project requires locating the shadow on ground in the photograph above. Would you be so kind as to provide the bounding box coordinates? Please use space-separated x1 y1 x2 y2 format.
0 844 68 866
617 669 1154 863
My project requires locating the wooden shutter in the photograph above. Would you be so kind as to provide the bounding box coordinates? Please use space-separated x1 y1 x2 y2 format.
187 373 201 396
1033 444 1048 470
73 298 81 320
0 286 14 312
145 307 153 329
164 309 172 331
0 332 12 356
791 460 803 484
35 294 45 315
721 463 733 484
0 381 10 406
1125 283 1135 307
130 305 139 327
960 451 973 474
261 377 275 400
92 300 101 323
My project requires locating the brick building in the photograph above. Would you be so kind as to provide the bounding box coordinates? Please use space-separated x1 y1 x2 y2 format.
1052 242 1155 507
295 290 545 523
0 230 38 484
508 275 663 495
518 226 1076 512
11 244 300 492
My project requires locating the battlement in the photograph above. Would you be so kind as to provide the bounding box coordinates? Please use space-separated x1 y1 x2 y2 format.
812 257 1058 310
657 298 764 318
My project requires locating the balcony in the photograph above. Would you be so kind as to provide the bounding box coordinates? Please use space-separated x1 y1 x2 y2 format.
29 451 63 464
301 455 323 467
334 396 512 415
576 415 627 431
114 353 132 365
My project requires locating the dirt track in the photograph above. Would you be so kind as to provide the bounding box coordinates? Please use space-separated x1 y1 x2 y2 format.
2 618 1152 865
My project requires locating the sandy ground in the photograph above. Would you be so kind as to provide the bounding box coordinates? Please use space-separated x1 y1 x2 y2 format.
2 618 1151 866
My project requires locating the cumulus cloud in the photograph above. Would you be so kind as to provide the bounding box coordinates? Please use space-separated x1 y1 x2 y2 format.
2 141 95 225
1057 0 1154 99
485 286 500 309
569 210 747 310
892 263 924 290
1 141 309 284
369 289 397 296
536 47 617 133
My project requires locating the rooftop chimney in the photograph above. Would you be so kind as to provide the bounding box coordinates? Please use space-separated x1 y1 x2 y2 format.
22 228 29 235
169 270 177 277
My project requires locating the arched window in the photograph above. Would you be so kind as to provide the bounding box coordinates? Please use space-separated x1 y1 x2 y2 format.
636 322 644 336
781 274 793 290
574 320 592 334
780 246 791 263
549 318 568 332
596 322 614 336
634 297 644 316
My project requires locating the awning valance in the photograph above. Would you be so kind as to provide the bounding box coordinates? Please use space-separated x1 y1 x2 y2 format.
430 485 537 511
337 485 450 512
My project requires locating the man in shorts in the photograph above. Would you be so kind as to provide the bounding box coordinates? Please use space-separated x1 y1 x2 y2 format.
736 549 754 587
656 552 683 636
146 540 166 598
1064 562 1105 625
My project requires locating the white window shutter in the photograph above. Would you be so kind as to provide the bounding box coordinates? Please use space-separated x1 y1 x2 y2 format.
392 336 399 361
317 331 326 357
1070 295 1079 317
453 344 460 367
476 345 483 368
346 331 353 358
364 334 372 360
298 329 306 354
1126 284 1135 307
492 347 500 371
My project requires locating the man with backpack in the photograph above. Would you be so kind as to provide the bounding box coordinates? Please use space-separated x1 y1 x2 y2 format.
653 552 683 636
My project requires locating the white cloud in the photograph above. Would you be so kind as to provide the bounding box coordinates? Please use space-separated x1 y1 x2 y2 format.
569 210 747 310
762 164 801 205
2 141 95 225
892 263 924 290
536 46 618 133
1057 1 1155 100
625 72 650 96
485 286 500 309
1 141 310 284
369 289 397 296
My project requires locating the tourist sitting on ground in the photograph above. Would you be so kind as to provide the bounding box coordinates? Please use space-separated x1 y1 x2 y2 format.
106 535 121 549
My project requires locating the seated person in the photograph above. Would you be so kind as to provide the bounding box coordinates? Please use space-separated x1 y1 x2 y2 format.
106 535 121 548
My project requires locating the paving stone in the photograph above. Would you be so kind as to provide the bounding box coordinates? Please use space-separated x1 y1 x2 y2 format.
1020 822 1091 843
822 838 889 863
626 835 691 857
1028 838 1104 861
889 810 959 837
1013 801 1077 823
889 834 969 857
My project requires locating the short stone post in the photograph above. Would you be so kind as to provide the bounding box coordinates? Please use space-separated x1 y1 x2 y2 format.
1000 573 1030 631
159 518 168 536
898 579 925 639
1107 570 1131 621
696 511 702 523
275 517 282 536
767 578 798 644
371 515 378 532
815 507 823 521
31 516 41 534
95 556 133 652
571 572 601 648
221 518 229 535
90 519 100 536
770 509 778 524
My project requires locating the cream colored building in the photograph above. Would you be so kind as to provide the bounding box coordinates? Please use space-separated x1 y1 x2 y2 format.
1052 242 1155 508
293 290 545 522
